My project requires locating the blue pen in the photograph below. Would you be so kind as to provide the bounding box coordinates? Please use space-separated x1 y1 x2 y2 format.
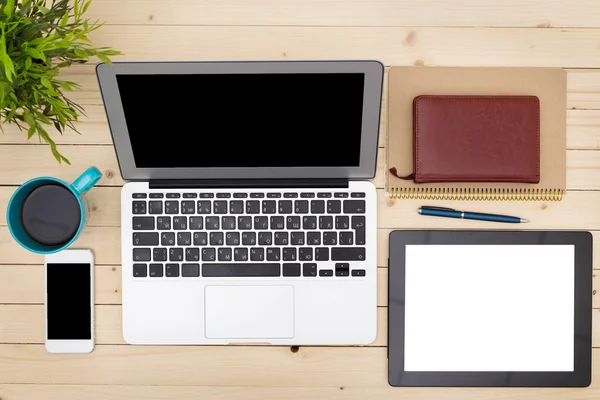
418 206 529 224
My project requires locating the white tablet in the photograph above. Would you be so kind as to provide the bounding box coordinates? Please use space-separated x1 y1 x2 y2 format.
388 230 592 387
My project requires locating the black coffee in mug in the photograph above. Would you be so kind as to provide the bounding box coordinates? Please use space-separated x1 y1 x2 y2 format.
20 183 82 246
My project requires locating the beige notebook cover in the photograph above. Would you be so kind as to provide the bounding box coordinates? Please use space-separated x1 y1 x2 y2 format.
386 67 566 201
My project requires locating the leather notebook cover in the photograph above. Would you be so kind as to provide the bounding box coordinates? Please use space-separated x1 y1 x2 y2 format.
386 67 566 201
412 95 540 183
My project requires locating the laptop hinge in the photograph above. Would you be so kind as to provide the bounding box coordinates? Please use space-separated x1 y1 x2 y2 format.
149 179 349 189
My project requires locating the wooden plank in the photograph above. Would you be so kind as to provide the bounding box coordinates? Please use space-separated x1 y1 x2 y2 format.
0 265 121 305
88 0 600 28
0 145 124 186
0 344 599 387
568 110 600 149
87 25 600 68
568 69 600 110
567 150 600 189
1 382 599 400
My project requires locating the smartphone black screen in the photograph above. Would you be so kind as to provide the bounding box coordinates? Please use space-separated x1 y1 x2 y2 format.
47 263 91 340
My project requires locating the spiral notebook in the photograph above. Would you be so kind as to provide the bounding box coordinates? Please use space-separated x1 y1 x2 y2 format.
386 67 567 201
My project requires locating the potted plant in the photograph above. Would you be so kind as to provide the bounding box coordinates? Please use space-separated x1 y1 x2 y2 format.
0 0 121 163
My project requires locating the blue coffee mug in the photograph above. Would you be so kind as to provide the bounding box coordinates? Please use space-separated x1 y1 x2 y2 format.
6 166 103 254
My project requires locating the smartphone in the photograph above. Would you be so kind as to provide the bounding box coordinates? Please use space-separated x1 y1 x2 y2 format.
44 249 95 353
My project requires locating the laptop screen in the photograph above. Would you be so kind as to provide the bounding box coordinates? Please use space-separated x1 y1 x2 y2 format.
115 73 365 169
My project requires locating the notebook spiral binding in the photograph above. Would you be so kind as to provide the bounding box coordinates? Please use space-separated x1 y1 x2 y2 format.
388 187 565 201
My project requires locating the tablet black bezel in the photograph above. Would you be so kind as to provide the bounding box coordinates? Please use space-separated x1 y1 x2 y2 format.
388 230 592 387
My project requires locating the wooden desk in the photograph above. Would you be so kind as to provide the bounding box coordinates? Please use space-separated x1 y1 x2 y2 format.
1 1 599 398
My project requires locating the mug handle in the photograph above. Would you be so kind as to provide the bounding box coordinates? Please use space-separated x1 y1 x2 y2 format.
72 166 103 195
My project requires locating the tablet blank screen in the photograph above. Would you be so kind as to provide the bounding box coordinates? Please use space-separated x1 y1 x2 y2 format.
404 245 575 372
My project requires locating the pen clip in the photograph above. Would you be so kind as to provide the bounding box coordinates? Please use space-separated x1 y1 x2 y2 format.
420 206 456 212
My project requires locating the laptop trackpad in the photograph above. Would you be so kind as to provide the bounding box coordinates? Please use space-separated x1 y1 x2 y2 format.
205 285 294 339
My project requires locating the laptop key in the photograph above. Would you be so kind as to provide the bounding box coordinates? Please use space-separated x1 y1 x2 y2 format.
133 248 151 262
262 200 276 214
352 269 366 277
250 248 264 262
267 193 281 198
331 247 365 261
258 232 272 245
153 248 167 261
339 231 354 245
132 201 146 214
149 193 164 199
182 264 200 277
197 201 212 214
189 216 203 230
161 232 175 246
323 232 337 245
226 232 240 246
311 200 325 214
222 216 236 230
327 200 341 214
270 216 285 230
334 192 349 198
294 200 309 214
157 217 171 230
242 232 256 245
149 264 163 277
234 247 248 261
177 232 191 246
193 232 207 246
166 263 179 277
352 216 366 245
133 263 147 277
302 216 317 230
319 269 333 277
230 200 244 214
149 201 163 214
278 200 293 214
218 248 232 261
206 216 219 230
210 232 224 246
299 248 312 261
315 247 329 261
233 193 248 198
283 263 301 277
183 193 197 198
216 193 231 198
344 200 365 214
166 193 180 198
284 193 298 198
317 193 332 198
199 193 214 198
291 232 304 245
319 216 333 230
202 248 216 261
351 192 366 198
133 217 154 230
287 216 301 230
185 248 199 261
267 248 281 261
274 232 288 245
214 201 228 214
336 216 350 230
250 193 264 198
133 193 147 199
181 201 195 214
246 202 260 214
254 216 268 230
238 216 252 230
307 232 321 245
302 263 317 277
133 232 158 246
173 216 187 230
169 248 183 262
335 263 350 277
283 248 297 261
202 263 281 277
165 201 179 214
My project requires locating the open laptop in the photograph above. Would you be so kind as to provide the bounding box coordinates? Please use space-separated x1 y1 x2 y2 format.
96 60 383 345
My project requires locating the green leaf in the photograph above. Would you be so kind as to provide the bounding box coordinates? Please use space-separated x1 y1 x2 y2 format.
60 12 69 27
1 53 15 82
27 126 36 139
25 47 44 61
4 0 14 18
82 0 92 15
25 57 31 68
40 76 52 89
74 48 87 58
97 53 111 64
22 109 35 127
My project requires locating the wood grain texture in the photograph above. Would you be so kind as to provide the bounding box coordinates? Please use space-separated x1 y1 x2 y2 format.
87 0 600 28
1 1 600 398
86 25 600 68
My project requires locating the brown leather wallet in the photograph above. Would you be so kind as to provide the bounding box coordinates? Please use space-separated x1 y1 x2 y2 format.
405 95 540 184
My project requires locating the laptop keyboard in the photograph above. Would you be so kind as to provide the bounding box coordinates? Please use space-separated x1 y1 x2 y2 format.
130 191 368 278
